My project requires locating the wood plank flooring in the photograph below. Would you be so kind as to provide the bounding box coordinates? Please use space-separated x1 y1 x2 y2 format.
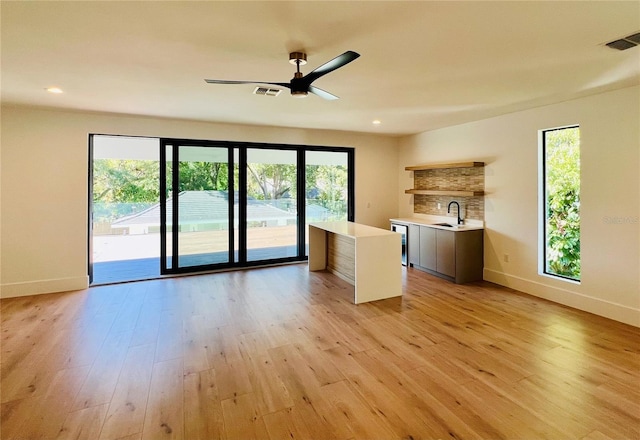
2 265 639 439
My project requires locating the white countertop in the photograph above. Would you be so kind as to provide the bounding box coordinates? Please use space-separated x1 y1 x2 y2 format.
390 217 484 231
309 221 397 238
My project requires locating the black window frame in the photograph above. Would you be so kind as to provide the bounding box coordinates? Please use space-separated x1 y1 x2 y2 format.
90 134 355 282
541 125 581 282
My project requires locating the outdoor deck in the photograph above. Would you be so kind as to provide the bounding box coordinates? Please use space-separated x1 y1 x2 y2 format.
92 245 300 285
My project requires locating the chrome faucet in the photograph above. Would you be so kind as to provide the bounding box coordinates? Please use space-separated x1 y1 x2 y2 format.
447 201 463 225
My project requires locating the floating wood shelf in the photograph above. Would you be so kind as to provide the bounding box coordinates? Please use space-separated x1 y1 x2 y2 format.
405 161 484 171
405 189 485 197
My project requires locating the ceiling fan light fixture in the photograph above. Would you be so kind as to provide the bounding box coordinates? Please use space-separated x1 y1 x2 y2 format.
291 90 308 98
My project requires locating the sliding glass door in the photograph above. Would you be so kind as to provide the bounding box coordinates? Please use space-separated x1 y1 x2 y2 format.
102 138 353 277
91 136 353 282
245 148 299 261
161 142 304 273
161 141 233 273
90 135 162 284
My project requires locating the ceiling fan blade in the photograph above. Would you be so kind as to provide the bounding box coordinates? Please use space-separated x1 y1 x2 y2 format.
308 86 339 100
204 79 290 89
302 51 360 85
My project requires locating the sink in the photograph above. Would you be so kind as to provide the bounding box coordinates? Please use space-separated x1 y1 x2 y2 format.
431 222 465 229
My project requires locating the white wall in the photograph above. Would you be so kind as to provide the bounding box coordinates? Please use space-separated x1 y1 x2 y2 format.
399 86 640 327
3 87 638 327
0 105 399 297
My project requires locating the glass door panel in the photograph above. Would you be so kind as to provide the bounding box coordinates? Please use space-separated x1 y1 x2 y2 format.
164 144 173 270
305 150 349 254
245 148 298 261
90 135 161 284
161 142 233 273
177 146 231 268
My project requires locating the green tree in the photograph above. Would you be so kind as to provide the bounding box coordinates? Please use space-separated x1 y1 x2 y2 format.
316 165 348 214
178 161 228 192
247 163 296 200
545 127 580 279
305 164 348 219
93 159 159 203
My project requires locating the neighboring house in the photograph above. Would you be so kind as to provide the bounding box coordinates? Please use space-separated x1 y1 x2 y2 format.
110 190 330 234
306 203 331 222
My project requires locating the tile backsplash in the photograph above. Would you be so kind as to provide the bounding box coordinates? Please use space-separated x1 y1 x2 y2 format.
414 167 484 192
411 166 485 221
414 194 484 220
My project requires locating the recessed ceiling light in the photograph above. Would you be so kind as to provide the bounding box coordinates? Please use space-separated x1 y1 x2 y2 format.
46 87 63 94
372 120 382 125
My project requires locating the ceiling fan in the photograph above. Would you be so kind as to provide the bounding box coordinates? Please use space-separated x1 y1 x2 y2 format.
204 50 360 100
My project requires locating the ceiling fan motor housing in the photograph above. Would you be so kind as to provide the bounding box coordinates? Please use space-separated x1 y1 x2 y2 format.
290 72 308 96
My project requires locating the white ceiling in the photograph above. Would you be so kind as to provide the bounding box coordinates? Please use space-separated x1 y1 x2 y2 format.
2 1 639 136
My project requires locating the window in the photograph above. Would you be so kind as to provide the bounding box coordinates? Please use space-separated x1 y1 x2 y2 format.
541 126 581 281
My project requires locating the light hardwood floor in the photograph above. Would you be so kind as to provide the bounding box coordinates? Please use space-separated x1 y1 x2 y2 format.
1 265 639 440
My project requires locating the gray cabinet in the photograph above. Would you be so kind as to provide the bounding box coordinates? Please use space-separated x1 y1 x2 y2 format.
408 225 483 284
408 225 436 270
408 224 420 266
419 226 436 271
452 229 484 283
436 229 455 277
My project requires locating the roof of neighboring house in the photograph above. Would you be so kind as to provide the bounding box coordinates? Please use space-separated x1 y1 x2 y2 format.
306 204 333 221
112 190 298 227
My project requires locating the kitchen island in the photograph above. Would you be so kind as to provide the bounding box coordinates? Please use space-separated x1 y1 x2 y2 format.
308 221 402 304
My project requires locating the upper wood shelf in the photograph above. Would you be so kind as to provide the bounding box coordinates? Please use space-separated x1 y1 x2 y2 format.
405 189 485 197
405 161 485 171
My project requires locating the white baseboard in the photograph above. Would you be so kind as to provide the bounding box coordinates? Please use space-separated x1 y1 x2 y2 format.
483 268 640 327
1 276 89 299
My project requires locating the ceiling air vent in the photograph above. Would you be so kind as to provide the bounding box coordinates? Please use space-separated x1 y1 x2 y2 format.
606 31 640 50
253 86 282 97
625 32 640 44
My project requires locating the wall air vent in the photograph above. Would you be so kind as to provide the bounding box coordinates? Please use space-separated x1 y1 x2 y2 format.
253 86 282 97
606 31 640 50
